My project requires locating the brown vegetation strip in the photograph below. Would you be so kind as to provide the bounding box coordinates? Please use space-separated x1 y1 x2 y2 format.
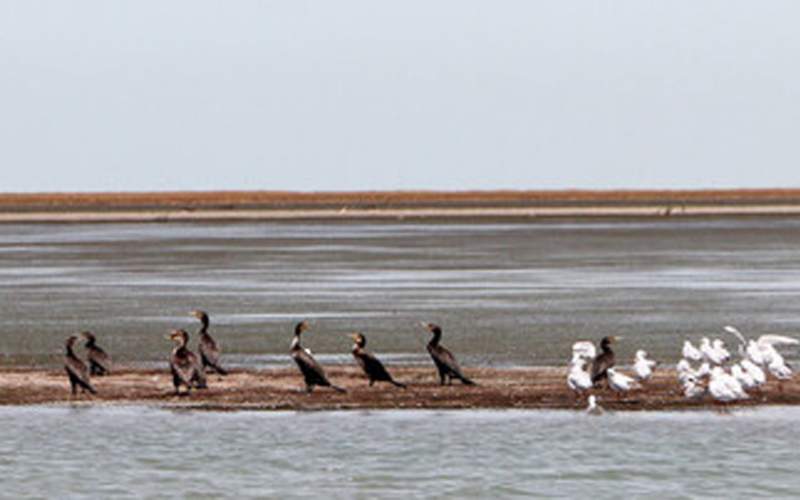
1 367 798 411
3 189 800 213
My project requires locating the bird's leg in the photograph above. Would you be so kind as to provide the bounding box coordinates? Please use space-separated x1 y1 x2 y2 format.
369 379 375 387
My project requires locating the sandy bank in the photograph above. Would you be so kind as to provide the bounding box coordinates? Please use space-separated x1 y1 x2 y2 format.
2 367 797 411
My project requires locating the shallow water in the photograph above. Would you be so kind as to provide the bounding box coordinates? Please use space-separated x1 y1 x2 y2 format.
2 217 800 368
1 405 798 498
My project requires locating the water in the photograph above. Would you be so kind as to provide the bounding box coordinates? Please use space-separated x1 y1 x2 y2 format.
0 405 797 498
2 217 800 368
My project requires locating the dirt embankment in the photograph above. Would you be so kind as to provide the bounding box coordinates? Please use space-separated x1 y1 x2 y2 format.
2 366 798 411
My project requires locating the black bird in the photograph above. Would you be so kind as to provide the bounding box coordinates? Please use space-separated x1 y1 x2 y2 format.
81 331 111 376
420 322 475 386
349 332 406 388
191 310 228 375
167 329 207 395
290 321 345 393
64 335 97 396
591 336 619 387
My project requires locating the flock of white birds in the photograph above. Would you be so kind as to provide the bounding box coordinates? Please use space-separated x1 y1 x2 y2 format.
568 325 798 413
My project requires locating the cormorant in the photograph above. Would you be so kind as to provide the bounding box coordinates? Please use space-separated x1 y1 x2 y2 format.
81 331 111 376
64 335 96 395
290 321 345 393
591 336 618 387
349 332 406 388
420 322 475 385
167 329 207 395
191 310 228 375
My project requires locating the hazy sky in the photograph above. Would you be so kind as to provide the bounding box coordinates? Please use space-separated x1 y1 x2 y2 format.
2 1 799 192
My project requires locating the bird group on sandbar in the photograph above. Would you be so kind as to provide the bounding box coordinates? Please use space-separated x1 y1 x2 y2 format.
63 312 474 397
567 325 798 414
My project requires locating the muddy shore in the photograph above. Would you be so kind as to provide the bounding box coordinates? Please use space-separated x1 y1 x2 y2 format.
2 366 797 411
3 189 800 222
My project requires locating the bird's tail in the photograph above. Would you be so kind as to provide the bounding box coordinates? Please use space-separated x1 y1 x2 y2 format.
459 373 476 386
331 384 347 393
211 363 228 376
390 379 407 389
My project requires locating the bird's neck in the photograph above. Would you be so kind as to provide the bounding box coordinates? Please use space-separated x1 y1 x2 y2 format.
199 318 209 334
429 332 441 347
290 335 301 351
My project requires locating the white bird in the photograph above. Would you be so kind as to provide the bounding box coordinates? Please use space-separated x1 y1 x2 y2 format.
712 339 731 363
709 367 748 402
682 340 703 362
724 326 798 367
768 356 793 381
571 341 597 362
740 359 766 386
677 359 710 385
633 350 657 381
700 337 728 365
607 368 640 394
731 363 757 391
586 395 604 415
681 374 706 400
567 361 593 393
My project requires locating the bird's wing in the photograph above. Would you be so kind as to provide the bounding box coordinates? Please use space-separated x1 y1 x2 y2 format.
65 357 92 386
724 326 747 346
293 350 331 385
757 335 800 347
431 345 463 374
89 347 112 372
361 351 392 380
170 355 196 387
199 335 221 366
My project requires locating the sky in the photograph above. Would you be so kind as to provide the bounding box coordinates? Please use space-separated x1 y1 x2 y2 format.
1 1 799 192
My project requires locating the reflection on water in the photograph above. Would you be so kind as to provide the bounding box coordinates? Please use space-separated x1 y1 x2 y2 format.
1 405 799 498
2 218 800 367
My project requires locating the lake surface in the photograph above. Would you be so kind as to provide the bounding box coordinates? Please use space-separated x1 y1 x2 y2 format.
2 217 800 368
1 405 799 498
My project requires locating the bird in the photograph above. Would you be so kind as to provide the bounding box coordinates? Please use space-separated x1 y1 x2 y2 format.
81 331 111 376
64 335 97 396
708 366 748 402
290 321 345 393
567 360 593 395
731 363 758 391
191 310 228 375
167 329 207 395
571 341 597 362
591 336 619 387
677 359 711 385
633 350 657 381
700 337 729 365
682 340 703 362
420 322 475 386
740 359 766 387
724 326 798 368
607 367 640 395
681 374 707 400
349 332 405 388
586 395 604 415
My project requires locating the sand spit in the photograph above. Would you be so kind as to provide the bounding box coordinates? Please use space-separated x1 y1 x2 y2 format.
4 189 800 222
2 366 798 411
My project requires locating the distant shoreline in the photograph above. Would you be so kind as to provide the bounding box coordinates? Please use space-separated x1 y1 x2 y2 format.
2 189 800 222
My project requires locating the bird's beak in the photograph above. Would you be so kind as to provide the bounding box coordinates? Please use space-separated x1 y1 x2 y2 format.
418 321 430 330
613 336 623 342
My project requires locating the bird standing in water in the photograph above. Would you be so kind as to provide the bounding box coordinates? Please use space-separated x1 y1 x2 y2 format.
420 322 475 386
167 329 207 395
349 332 406 388
191 310 228 375
81 331 111 376
64 335 96 396
290 321 345 393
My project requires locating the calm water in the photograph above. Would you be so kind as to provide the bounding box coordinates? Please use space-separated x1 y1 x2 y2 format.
2 217 800 368
1 405 799 498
